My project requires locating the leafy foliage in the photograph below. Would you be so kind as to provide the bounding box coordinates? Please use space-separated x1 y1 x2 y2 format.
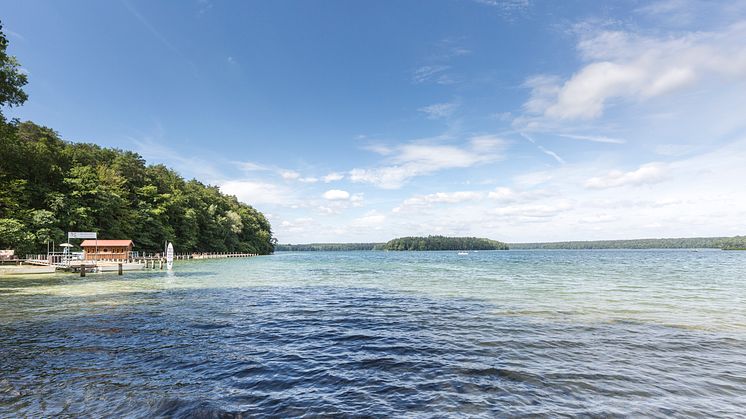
0 23 272 255
0 121 274 255
375 236 509 251
0 22 28 122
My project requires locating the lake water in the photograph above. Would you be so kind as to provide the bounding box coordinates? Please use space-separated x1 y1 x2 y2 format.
1 250 745 416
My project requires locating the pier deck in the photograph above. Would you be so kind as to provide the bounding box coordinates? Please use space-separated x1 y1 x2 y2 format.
19 252 261 273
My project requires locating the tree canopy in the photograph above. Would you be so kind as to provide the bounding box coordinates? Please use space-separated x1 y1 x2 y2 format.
375 236 509 251
0 121 274 255
0 22 273 256
0 22 28 122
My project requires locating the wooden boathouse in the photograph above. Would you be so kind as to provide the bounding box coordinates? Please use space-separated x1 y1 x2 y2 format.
80 239 133 261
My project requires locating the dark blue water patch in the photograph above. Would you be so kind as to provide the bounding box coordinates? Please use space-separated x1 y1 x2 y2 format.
1 286 745 417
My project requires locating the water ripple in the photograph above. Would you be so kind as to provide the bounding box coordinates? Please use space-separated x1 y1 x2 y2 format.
2 284 745 417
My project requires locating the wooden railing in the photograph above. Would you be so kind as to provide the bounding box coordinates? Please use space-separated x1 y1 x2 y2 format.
24 251 260 267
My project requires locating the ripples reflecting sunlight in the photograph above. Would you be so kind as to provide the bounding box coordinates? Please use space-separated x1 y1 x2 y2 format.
1 250 745 416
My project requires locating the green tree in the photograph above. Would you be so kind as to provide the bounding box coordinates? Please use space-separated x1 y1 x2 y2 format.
0 22 28 122
0 218 33 254
377 236 509 251
0 24 274 255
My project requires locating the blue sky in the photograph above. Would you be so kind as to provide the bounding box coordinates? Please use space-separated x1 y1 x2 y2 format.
4 0 746 243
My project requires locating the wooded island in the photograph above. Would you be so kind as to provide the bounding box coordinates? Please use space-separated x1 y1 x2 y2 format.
375 236 510 251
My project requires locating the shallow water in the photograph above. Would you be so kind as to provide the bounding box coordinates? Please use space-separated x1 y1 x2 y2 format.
1 250 745 416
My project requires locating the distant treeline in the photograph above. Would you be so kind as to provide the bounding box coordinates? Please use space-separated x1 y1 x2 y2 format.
509 236 746 250
275 243 380 251
375 236 509 251
277 236 746 252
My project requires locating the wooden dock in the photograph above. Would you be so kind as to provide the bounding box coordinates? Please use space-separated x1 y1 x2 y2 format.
187 252 259 260
21 252 260 273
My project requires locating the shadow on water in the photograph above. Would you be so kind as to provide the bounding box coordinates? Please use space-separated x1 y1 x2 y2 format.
1 286 745 417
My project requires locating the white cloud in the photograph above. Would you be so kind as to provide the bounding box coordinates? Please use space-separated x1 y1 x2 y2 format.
523 22 746 120
323 172 344 182
315 192 364 215
520 133 565 164
220 180 293 206
522 75 562 114
323 189 351 200
474 0 530 9
418 102 459 119
281 170 300 180
272 138 746 243
433 37 472 60
585 163 668 189
488 187 515 200
636 0 692 17
654 144 697 156
236 162 322 184
558 134 626 144
412 65 453 84
279 217 316 233
130 135 223 183
513 171 553 187
351 211 386 228
350 136 505 189
634 0 746 27
364 144 395 155
470 134 505 152
487 186 554 204
350 193 364 205
537 145 565 164
236 161 272 172
393 191 484 212
493 201 573 218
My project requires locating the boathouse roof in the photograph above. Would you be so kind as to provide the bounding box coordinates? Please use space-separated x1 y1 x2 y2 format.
79 240 134 247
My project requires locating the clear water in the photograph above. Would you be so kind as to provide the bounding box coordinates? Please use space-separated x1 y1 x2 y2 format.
1 250 745 417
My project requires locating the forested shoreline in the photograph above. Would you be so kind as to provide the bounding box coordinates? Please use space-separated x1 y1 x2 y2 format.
0 122 275 255
274 243 379 251
509 236 746 250
276 236 746 251
0 23 274 255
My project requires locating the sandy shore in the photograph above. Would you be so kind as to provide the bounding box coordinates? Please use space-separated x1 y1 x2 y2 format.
0 265 57 275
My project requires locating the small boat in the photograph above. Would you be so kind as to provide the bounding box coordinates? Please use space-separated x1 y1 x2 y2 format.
458 252 469 256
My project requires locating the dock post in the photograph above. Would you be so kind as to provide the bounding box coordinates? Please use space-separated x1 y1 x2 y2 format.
80 266 86 277
159 259 163 269
118 263 123 275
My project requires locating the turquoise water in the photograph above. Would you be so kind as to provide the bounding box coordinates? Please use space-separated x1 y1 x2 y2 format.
1 250 745 416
